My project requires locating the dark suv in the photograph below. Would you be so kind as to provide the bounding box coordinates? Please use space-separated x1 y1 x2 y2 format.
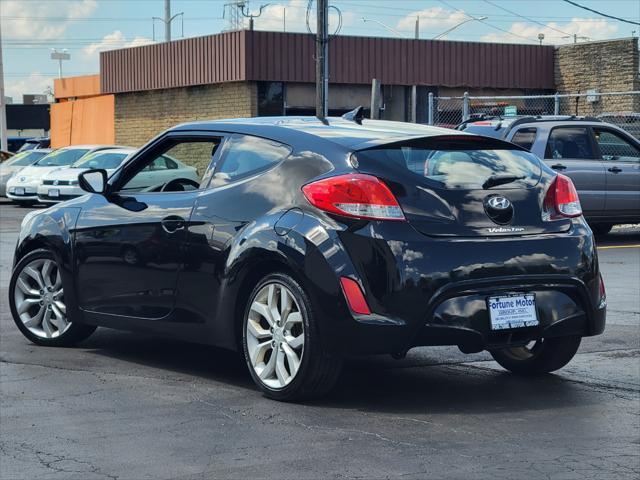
458 116 640 234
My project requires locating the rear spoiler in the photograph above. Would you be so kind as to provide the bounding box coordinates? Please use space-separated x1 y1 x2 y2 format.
353 133 530 153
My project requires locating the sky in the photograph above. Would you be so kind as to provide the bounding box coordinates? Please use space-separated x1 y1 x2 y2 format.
2 0 639 102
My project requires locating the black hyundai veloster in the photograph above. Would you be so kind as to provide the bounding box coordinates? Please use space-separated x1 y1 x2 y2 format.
9 115 606 400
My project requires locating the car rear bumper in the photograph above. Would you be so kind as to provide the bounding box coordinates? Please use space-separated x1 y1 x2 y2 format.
321 218 604 355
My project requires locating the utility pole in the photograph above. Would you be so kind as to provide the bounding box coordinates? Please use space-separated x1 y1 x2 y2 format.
316 0 329 119
0 19 7 152
414 16 420 39
165 0 171 42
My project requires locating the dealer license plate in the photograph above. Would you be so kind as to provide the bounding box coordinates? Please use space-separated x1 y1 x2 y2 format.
48 189 60 198
487 293 538 330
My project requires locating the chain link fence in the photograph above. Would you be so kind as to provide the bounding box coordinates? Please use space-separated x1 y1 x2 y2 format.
427 91 640 139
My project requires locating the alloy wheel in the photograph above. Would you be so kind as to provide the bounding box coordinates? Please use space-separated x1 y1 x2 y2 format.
13 258 70 339
246 282 304 389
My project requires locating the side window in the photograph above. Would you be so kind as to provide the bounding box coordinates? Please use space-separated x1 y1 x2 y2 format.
210 135 291 188
593 128 640 162
119 138 221 192
510 128 537 151
544 127 595 160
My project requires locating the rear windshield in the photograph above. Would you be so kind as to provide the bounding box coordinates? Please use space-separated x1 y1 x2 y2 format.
355 139 542 189
73 151 130 169
36 148 90 167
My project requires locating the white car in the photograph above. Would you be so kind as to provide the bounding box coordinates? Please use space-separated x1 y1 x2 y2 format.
37 150 199 203
6 145 118 205
0 149 52 197
37 148 135 203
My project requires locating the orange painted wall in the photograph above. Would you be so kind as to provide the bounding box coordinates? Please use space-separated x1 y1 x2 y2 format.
50 95 115 148
54 74 101 100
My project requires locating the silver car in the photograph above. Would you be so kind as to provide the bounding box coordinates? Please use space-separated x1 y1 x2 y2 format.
459 117 640 234
0 149 52 197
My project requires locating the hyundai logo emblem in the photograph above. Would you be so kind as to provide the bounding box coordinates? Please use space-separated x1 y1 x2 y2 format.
486 196 511 210
19 176 26 182
53 180 59 186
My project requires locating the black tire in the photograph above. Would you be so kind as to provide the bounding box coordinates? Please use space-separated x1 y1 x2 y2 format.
490 336 581 375
590 223 613 236
17 201 36 207
241 272 342 401
9 249 97 347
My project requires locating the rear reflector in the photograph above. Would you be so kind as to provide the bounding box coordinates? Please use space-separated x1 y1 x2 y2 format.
340 277 371 315
543 174 582 221
302 174 405 221
598 272 606 306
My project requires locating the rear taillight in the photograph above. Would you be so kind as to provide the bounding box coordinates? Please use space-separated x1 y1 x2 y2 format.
302 174 405 221
542 174 582 221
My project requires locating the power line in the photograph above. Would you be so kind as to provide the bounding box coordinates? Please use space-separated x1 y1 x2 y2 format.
437 0 537 42
482 0 573 37
561 0 640 26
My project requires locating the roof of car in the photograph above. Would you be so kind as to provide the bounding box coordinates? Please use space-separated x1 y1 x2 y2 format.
84 147 135 155
173 116 468 149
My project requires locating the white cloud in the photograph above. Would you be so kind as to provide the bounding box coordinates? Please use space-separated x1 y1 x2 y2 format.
5 73 53 103
397 7 469 33
481 18 618 44
251 0 355 33
83 31 154 57
1 0 98 39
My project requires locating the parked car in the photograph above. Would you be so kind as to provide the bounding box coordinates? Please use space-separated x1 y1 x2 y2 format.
17 137 51 152
7 136 30 153
6 145 118 205
38 148 136 203
0 149 52 197
457 115 640 234
9 115 606 401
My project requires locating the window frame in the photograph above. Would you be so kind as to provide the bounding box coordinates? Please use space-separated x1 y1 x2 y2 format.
109 131 229 195
544 126 598 160
591 127 640 163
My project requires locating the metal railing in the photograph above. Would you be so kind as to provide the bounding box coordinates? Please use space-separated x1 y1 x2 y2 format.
427 91 640 138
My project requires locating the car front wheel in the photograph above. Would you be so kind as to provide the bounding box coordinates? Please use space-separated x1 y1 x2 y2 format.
9 249 96 346
490 336 581 375
242 273 342 401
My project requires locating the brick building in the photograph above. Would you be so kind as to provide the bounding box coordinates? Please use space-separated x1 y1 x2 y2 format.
51 31 639 148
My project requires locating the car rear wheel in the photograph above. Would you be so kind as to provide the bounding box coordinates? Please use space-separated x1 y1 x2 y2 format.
9 249 96 347
490 336 581 375
242 273 342 401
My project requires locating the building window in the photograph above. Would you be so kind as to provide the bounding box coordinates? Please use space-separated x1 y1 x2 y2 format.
258 82 284 116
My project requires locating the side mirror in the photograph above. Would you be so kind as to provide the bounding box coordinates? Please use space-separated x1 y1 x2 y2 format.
78 169 108 195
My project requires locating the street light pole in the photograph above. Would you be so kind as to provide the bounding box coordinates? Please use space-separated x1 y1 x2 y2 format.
433 16 488 40
361 18 406 38
0 19 7 152
316 0 329 119
165 0 171 42
50 49 71 79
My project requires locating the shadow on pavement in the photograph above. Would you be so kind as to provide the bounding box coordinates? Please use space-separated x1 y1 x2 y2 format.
79 328 593 415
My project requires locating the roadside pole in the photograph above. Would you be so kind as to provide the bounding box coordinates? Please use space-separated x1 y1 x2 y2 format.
315 0 329 120
0 19 7 152
165 0 171 42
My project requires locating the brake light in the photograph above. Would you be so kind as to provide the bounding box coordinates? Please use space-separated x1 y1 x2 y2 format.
542 174 582 220
302 174 405 221
340 277 371 315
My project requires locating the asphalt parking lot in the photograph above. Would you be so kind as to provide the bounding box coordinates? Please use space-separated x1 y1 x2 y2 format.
1 198 638 480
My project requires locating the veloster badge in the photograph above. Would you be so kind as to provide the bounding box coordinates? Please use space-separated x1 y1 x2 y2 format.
487 226 525 233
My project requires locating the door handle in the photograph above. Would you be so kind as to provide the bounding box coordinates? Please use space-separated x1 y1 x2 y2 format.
607 166 622 174
161 216 186 234
551 163 567 171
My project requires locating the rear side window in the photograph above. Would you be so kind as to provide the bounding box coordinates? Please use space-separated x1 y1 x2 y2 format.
355 138 542 190
210 134 291 188
511 128 537 150
545 127 595 159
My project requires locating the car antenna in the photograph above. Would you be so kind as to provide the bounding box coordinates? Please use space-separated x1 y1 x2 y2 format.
342 106 365 125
